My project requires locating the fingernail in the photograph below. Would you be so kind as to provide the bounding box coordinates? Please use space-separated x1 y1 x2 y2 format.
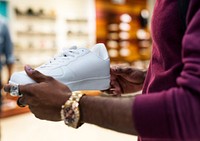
110 88 115 91
112 66 118 71
25 65 34 72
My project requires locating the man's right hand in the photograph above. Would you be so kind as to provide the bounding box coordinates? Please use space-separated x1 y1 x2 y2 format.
4 65 71 121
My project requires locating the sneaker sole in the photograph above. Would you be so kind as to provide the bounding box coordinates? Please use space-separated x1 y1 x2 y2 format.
9 76 110 91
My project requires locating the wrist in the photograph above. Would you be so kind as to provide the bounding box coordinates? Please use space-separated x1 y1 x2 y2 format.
61 91 85 128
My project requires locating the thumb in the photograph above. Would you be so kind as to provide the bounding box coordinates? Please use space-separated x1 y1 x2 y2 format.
24 65 48 83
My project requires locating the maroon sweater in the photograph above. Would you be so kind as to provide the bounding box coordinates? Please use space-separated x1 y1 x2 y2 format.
133 0 200 140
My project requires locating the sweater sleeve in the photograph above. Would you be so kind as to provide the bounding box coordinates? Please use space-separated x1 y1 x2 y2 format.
133 1 200 140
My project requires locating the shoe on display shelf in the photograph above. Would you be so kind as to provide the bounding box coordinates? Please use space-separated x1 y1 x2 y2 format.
9 43 110 91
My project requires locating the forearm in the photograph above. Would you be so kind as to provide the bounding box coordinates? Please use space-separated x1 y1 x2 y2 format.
79 95 138 135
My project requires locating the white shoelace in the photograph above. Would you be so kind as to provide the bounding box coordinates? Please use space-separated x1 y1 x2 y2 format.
39 46 82 68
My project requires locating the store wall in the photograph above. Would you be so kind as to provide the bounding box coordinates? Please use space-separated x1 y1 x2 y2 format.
3 0 156 71
5 0 96 70
8 0 96 49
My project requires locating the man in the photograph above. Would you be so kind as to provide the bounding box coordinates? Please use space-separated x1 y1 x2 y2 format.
4 0 200 140
0 15 14 108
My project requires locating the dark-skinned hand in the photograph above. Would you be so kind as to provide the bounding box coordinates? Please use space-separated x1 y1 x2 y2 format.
4 65 71 121
105 65 146 96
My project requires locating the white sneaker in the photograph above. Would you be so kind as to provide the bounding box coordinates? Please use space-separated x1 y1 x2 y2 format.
9 43 110 91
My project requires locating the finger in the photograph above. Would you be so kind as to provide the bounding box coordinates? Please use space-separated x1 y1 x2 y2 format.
17 97 27 107
24 65 49 83
4 84 37 106
3 84 22 97
18 84 39 106
18 83 35 96
101 78 122 95
3 84 11 93
110 79 122 94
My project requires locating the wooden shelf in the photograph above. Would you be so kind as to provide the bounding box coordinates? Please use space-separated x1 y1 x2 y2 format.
16 15 56 21
66 19 88 23
14 46 57 50
0 99 30 118
17 31 56 37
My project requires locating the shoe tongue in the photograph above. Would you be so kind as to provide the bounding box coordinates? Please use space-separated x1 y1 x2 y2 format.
69 46 77 50
66 46 77 52
61 46 90 58
61 46 77 55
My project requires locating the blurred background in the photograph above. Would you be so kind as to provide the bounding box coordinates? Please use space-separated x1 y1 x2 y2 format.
0 0 155 141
